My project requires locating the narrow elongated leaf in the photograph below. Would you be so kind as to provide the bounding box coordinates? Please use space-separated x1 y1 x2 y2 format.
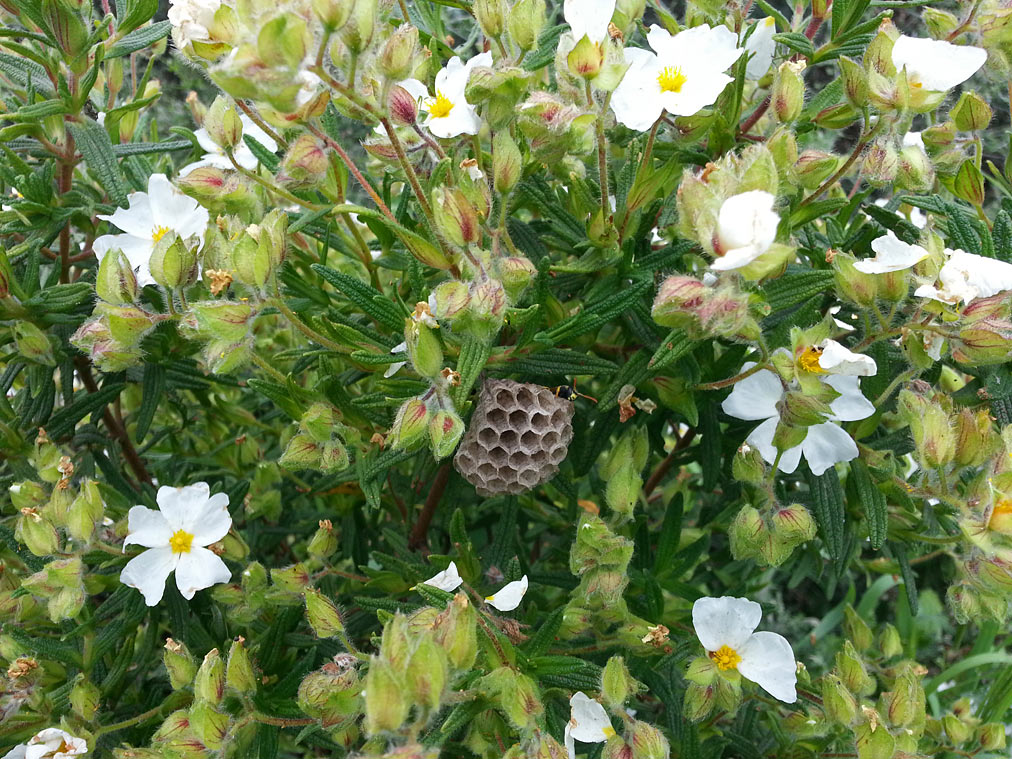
311 264 406 331
68 120 128 207
806 466 846 563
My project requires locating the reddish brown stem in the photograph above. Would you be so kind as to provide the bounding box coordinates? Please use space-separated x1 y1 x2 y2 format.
409 463 451 550
305 123 396 222
644 428 697 497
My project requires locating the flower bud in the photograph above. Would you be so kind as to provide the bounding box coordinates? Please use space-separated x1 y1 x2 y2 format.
203 96 243 151
298 658 362 726
508 0 546 51
405 634 449 710
731 443 766 484
70 677 101 721
390 398 431 450
305 588 346 638
474 0 506 38
922 120 957 150
16 507 59 556
567 34 603 79
953 408 995 467
96 249 139 304
897 388 954 468
307 519 338 560
365 656 408 734
428 409 464 459
942 713 971 744
833 252 880 306
923 8 959 39
779 390 831 427
772 503 817 543
279 433 321 471
492 131 522 195
379 24 419 81
836 640 875 696
188 301 254 343
481 667 543 730
680 679 715 723
15 322 55 366
312 0 353 31
951 90 992 132
149 232 198 289
878 624 902 659
896 144 934 192
340 0 376 54
498 256 537 299
194 648 225 704
164 638 197 690
602 655 639 709
388 84 419 126
839 56 868 107
885 666 923 727
280 135 329 187
627 719 668 759
821 674 857 725
842 605 873 652
189 700 229 750
772 61 805 123
977 722 1005 750
432 187 480 247
862 138 898 187
320 441 350 473
406 321 443 380
226 638 257 695
271 563 311 594
432 592 478 669
651 275 706 327
953 159 986 206
794 150 839 190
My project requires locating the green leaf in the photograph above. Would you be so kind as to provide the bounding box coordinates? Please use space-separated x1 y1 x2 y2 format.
522 23 566 72
311 264 407 331
773 32 814 58
244 133 280 172
522 608 564 657
453 335 491 406
539 278 651 345
117 0 159 33
106 20 170 57
648 330 695 374
761 268 834 314
491 348 618 378
47 382 125 439
68 120 128 208
247 378 304 421
849 460 887 549
654 493 684 573
806 466 846 563
135 363 164 442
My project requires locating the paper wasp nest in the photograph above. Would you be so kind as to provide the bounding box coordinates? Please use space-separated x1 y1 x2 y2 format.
454 379 575 496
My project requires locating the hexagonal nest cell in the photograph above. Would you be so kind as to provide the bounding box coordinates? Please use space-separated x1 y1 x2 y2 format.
454 379 575 496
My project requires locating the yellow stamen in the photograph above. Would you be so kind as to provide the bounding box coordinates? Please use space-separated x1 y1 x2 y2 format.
657 66 688 93
798 346 825 374
169 529 194 554
602 726 616 737
709 644 742 671
429 91 455 119
152 225 171 243
989 499 1012 530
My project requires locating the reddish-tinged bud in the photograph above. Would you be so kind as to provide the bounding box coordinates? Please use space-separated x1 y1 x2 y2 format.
428 409 464 459
432 187 480 247
280 135 328 186
390 398 431 450
431 280 470 320
651 275 706 327
388 84 419 126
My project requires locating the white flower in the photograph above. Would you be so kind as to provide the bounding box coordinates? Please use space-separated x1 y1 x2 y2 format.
692 596 797 703
399 52 492 139
120 483 232 606
3 728 88 759
914 248 1012 306
179 115 279 176
564 692 615 759
384 341 408 378
711 191 780 271
611 24 742 131
829 305 856 333
721 362 875 475
564 0 616 44
891 35 986 92
93 174 209 287
902 131 924 150
295 70 324 108
422 561 463 592
814 339 878 376
485 575 528 611
854 231 930 274
168 0 221 48
743 17 777 80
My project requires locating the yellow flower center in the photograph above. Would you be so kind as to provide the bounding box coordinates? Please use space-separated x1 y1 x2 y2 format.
602 726 616 737
798 346 825 374
169 529 194 554
429 91 455 119
151 225 171 243
657 66 688 93
709 644 742 671
990 499 1012 529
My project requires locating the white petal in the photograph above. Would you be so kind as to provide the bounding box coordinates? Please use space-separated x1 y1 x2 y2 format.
891 35 986 91
823 374 875 421
25 728 88 759
800 422 857 476
193 127 220 155
122 505 172 549
569 691 613 742
174 546 231 599
565 724 576 759
383 361 407 378
691 596 762 652
610 48 663 131
902 131 924 149
738 631 797 703
240 114 278 153
855 231 929 274
157 482 211 529
721 365 783 421
422 561 463 592
716 191 778 255
486 575 528 611
398 78 431 107
660 69 734 117
190 493 231 547
947 249 1012 303
93 233 157 286
818 339 877 376
564 0 615 43
744 17 777 80
120 546 178 606
709 243 764 271
3 746 26 759
146 174 209 245
97 190 155 238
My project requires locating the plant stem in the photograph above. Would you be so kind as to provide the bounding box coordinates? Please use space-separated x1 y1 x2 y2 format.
696 362 769 391
94 693 191 738
644 428 697 496
236 100 287 149
799 118 884 206
586 81 611 222
381 117 433 221
409 463 450 550
226 152 320 210
251 351 289 383
271 296 349 353
306 123 397 222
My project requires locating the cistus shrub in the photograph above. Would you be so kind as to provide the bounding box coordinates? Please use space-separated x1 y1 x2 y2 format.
2 0 1012 757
